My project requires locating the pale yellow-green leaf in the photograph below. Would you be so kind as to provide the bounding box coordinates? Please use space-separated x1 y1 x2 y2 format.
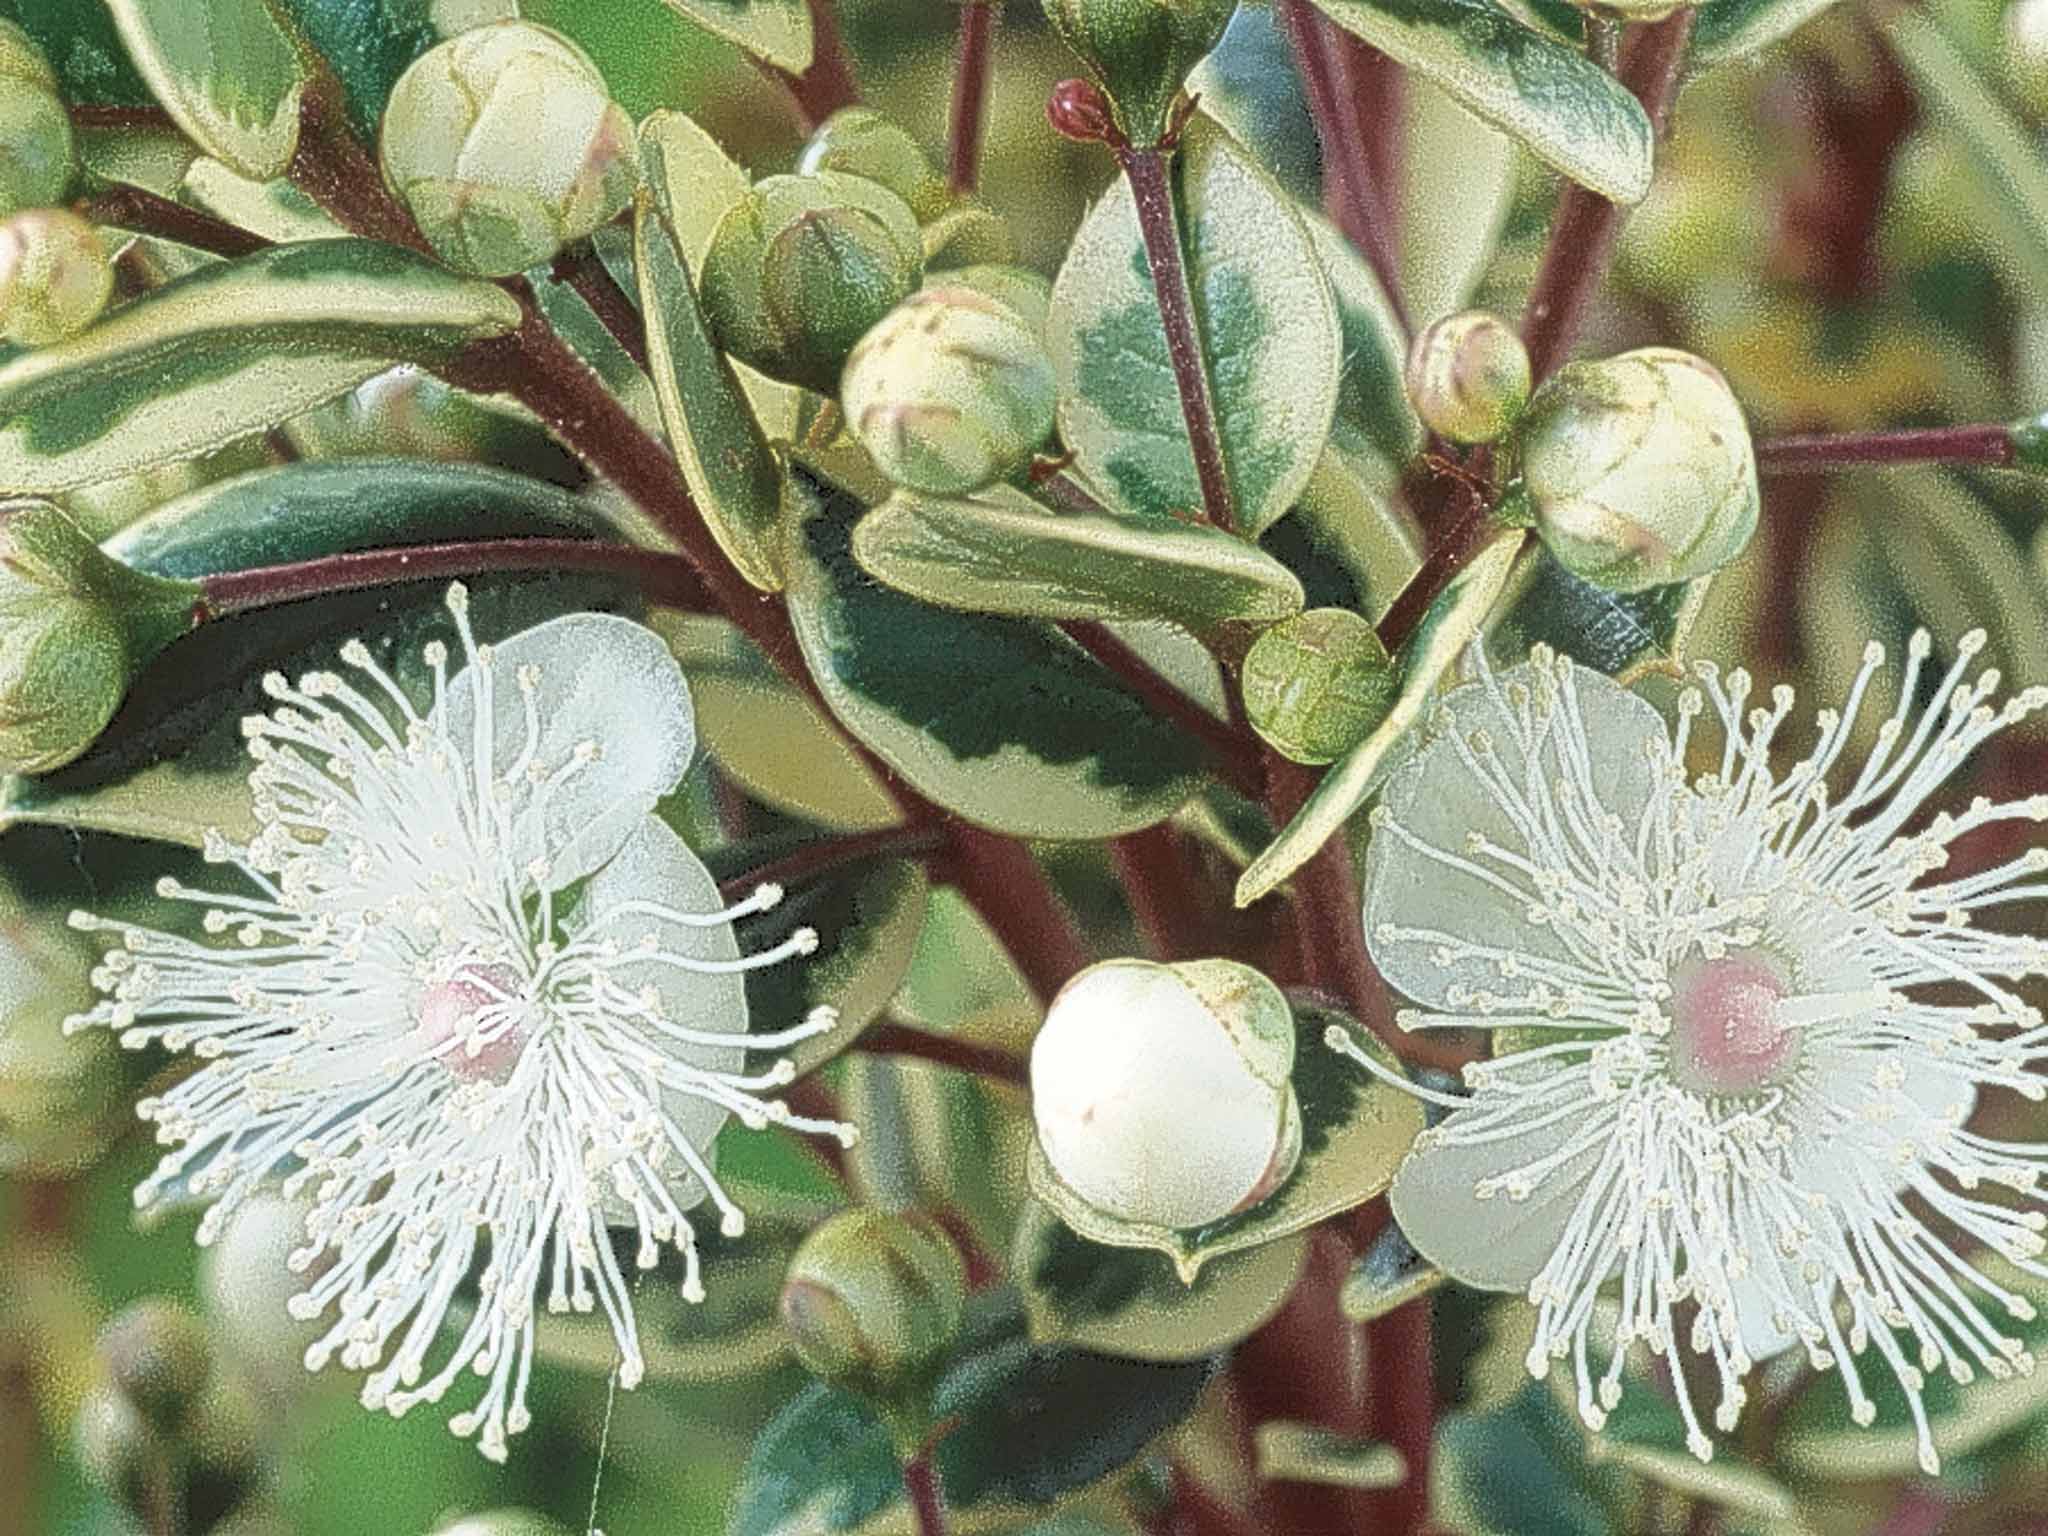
659 0 812 73
106 0 309 181
639 108 752 274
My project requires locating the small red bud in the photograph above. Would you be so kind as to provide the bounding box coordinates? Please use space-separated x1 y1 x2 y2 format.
1046 78 1114 144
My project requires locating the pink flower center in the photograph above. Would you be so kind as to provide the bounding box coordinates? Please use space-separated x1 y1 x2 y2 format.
1668 949 1796 1096
418 962 529 1083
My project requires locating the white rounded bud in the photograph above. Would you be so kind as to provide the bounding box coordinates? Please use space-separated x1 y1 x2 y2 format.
1517 346 1759 594
1404 309 1530 446
1031 957 1301 1230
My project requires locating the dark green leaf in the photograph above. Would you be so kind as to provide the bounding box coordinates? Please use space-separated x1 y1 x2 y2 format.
1048 114 1342 538
274 0 439 142
1490 552 1707 681
699 828 930 1078
780 461 1205 840
0 459 635 847
1437 1383 1613 1536
0 0 154 106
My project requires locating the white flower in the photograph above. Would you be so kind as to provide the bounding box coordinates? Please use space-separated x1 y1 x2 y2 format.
1328 632 2048 1473
64 587 853 1461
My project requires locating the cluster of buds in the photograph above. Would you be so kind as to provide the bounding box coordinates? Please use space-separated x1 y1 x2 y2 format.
0 21 106 346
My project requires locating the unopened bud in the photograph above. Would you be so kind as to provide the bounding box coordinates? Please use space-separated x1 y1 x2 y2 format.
1033 957 1302 1230
1042 0 1233 146
842 285 1056 495
701 171 924 395
100 1300 214 1433
1404 310 1531 446
0 209 112 344
1516 346 1759 594
797 107 949 222
380 22 638 277
0 20 73 217
929 263 1052 333
1047 78 1116 144
2012 0 2048 116
1241 609 1399 765
0 499 198 775
781 1209 967 1411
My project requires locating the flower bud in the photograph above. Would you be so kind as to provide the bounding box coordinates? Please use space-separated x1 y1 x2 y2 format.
1033 957 1301 1231
780 1209 966 1406
1042 0 1235 146
99 1300 214 1433
931 263 1052 334
380 21 638 277
1241 609 1399 765
700 171 924 395
842 285 1057 495
1404 310 1531 446
0 21 74 217
797 107 949 223
1046 78 1116 144
1516 346 1759 594
0 499 198 775
0 209 112 344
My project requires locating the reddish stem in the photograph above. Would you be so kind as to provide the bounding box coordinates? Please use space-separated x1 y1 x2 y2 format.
1114 141 1239 533
937 830 1090 1004
1362 1286 1434 1535
947 1 999 195
903 1448 949 1536
1756 423 2018 474
287 74 430 254
769 0 862 130
1519 10 1695 381
552 245 649 372
1111 823 1223 961
1061 620 1266 801
80 184 269 259
1263 755 1394 1040
199 537 712 618
1279 1 1408 332
856 1020 1027 1087
1373 484 1494 655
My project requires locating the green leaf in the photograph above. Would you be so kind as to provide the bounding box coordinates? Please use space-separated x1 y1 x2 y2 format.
1015 1200 1309 1363
1397 73 1516 324
106 0 311 181
1308 0 1654 204
0 0 155 105
700 828 930 1078
1235 529 1523 907
525 0 764 119
730 1297 1215 1536
0 241 522 494
851 483 1305 628
1779 1256 2048 1481
272 0 438 142
781 461 1205 840
653 612 903 832
1303 211 1418 473
639 108 752 275
1437 1384 1613 1536
1047 113 1341 538
1889 6 2048 297
635 194 787 591
0 459 632 848
1027 998 1425 1283
1690 0 1840 72
658 0 811 72
1490 552 1712 683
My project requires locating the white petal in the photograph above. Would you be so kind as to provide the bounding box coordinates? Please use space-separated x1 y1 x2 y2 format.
578 814 746 1192
1389 1095 1607 1293
1363 659 1667 1011
439 612 696 888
